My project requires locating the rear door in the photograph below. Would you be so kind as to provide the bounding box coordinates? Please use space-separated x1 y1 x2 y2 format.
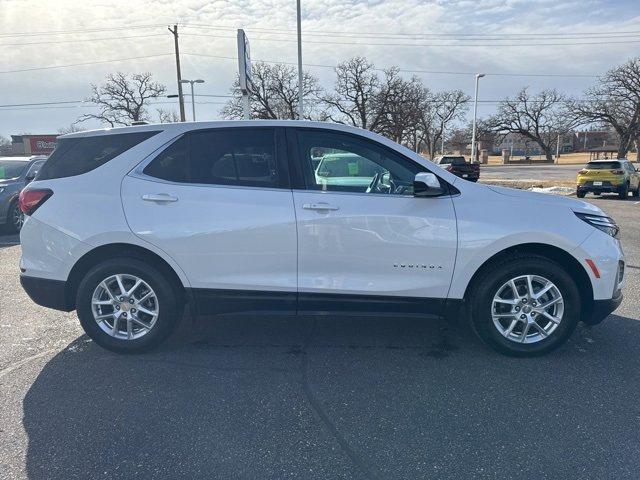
289 128 458 314
121 127 297 313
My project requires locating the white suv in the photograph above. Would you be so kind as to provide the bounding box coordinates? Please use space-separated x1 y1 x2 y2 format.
19 121 624 356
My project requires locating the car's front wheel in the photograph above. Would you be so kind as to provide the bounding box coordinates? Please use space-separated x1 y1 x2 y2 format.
76 257 181 353
470 255 580 356
618 183 629 199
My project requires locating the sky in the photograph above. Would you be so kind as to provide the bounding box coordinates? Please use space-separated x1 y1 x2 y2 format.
1 0 639 138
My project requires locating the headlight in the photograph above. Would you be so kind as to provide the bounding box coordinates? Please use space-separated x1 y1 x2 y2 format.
575 212 619 237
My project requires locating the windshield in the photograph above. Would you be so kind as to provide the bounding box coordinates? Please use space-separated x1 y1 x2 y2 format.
586 161 621 170
0 160 28 180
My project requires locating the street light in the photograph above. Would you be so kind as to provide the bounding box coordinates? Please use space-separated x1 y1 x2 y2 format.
180 79 205 121
296 0 304 119
470 73 485 164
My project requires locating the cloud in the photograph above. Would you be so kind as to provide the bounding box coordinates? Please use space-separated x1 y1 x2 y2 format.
1 0 639 134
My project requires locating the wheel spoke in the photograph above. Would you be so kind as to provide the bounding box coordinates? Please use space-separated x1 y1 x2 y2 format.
111 316 120 336
127 279 142 297
509 279 522 299
504 319 518 337
494 298 519 305
100 282 115 301
115 275 126 297
131 315 151 330
93 299 113 306
532 282 553 300
95 313 114 321
136 305 157 317
526 275 534 297
126 317 132 339
137 290 153 304
542 311 561 324
519 323 530 342
493 313 516 319
538 297 562 310
533 322 548 337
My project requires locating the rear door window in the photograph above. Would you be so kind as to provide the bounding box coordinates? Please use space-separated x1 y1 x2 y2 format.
143 128 288 189
37 131 159 180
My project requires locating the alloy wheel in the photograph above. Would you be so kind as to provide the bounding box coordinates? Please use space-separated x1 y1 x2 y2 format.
91 274 159 340
491 274 564 344
11 203 24 231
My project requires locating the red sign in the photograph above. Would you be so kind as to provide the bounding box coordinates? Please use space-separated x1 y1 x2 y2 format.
28 136 57 154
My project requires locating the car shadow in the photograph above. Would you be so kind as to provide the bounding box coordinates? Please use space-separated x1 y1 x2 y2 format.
22 313 640 479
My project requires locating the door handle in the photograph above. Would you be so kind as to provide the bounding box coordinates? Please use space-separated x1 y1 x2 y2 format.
142 193 178 203
302 203 339 211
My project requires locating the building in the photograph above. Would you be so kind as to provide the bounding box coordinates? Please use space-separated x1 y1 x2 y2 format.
5 134 58 156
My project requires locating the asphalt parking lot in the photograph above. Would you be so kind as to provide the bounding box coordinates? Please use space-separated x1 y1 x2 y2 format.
0 196 638 480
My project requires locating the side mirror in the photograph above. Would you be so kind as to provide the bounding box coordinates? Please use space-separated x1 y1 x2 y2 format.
414 172 446 197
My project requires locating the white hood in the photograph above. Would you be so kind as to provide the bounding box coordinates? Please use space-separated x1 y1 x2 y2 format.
486 185 604 215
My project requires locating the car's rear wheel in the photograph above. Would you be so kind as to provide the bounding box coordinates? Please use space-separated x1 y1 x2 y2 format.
76 258 181 353
633 184 640 197
8 200 24 233
470 255 580 356
618 183 629 199
576 189 586 198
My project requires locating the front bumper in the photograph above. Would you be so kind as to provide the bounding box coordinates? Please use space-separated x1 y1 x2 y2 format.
20 275 73 312
583 291 623 325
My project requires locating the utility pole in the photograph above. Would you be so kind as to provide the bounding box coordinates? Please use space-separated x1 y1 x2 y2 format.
470 73 485 163
296 0 304 120
555 132 561 164
168 24 186 122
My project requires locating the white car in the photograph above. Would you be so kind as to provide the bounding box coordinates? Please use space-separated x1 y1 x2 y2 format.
19 121 624 356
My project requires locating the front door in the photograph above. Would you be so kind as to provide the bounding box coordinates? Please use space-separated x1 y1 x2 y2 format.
290 128 458 314
121 127 297 314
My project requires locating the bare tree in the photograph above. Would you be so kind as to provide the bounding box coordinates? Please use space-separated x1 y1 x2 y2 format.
374 68 426 146
321 57 387 131
489 88 573 163
416 90 470 158
569 57 640 159
221 62 321 120
77 72 166 127
156 109 180 123
57 124 85 135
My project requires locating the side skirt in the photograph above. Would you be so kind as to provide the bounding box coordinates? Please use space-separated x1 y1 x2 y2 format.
187 288 462 318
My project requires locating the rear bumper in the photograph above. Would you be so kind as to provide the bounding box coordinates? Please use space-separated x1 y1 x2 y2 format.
583 291 623 325
577 182 622 193
20 275 73 312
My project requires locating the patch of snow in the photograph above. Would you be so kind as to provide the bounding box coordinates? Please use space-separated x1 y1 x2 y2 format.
528 186 575 196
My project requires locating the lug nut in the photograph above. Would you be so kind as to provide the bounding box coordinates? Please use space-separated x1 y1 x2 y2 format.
522 299 527 304
520 314 526 319
515 306 520 312
129 298 135 304
122 312 127 318
118 297 124 302
131 308 136 313
115 305 120 310
532 301 537 307
531 312 536 317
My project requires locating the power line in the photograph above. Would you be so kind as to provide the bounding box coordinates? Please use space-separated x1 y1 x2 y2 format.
181 52 599 78
180 32 640 48
0 53 173 74
180 23 640 38
0 33 167 47
0 24 165 38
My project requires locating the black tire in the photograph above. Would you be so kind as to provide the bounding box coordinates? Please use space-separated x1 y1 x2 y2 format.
593 191 601 196
76 257 181 353
7 200 24 233
576 189 586 198
469 255 581 357
618 183 629 199
633 184 640 198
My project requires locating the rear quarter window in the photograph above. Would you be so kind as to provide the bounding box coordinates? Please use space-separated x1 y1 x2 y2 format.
37 131 159 180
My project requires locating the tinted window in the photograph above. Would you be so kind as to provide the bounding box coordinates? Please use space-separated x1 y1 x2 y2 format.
144 128 284 189
0 161 28 180
142 136 188 183
297 129 420 195
585 161 621 170
25 160 45 179
37 131 159 180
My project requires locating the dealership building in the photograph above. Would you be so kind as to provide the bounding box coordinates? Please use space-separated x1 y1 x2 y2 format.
1 134 57 156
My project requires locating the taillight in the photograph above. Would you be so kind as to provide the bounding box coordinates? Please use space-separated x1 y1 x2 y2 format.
578 169 587 174
19 188 52 215
611 169 624 175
